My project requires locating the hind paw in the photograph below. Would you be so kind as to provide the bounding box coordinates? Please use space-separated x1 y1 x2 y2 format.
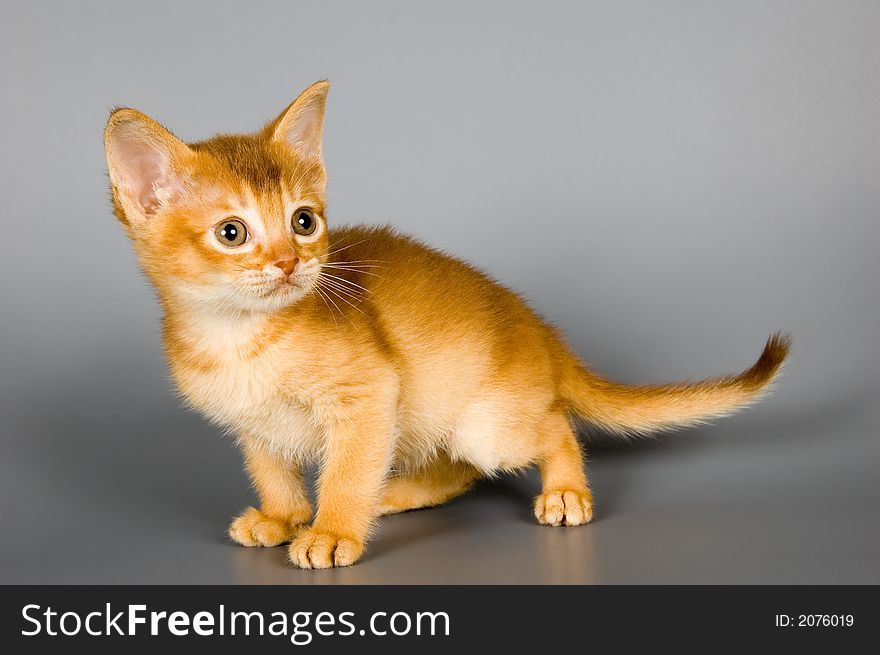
534 490 593 526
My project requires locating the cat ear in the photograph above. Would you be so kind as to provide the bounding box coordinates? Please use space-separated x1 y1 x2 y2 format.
104 109 191 223
269 80 329 160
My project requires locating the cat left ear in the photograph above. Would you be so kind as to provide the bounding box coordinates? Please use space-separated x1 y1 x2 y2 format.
269 80 329 161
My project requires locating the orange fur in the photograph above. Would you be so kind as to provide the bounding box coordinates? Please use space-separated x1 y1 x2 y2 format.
103 81 790 568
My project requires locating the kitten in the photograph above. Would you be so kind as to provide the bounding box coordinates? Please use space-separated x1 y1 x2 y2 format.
103 80 790 569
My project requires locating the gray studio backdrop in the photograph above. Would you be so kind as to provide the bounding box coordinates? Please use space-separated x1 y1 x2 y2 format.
1 1 878 584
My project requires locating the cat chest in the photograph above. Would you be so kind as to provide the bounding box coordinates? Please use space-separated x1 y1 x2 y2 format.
171 355 323 458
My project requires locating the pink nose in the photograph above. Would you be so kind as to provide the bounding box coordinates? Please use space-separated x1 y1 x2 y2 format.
275 257 299 276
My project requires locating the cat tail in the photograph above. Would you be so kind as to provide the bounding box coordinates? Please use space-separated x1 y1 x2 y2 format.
559 333 791 436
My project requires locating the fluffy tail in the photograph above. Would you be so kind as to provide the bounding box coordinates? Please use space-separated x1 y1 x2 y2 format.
560 333 791 435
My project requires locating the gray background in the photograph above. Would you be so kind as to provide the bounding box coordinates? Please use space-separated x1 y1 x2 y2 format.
1 0 878 584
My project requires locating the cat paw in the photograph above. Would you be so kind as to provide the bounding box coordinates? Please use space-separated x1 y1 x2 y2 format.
228 507 302 547
288 528 364 569
534 490 594 526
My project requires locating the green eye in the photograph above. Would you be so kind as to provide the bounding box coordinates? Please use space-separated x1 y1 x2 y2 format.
214 219 248 247
291 208 317 236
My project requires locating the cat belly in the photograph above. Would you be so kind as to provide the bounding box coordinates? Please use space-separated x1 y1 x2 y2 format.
446 397 536 472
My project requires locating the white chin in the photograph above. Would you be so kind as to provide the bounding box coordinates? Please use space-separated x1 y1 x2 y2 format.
246 286 308 312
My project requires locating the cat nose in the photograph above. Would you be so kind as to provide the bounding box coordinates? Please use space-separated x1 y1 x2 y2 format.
274 257 299 276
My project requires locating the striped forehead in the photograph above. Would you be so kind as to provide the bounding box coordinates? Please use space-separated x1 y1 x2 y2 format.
190 134 283 193
233 184 289 237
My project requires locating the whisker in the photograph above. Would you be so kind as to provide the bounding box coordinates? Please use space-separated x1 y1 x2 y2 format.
324 239 369 258
318 276 365 302
317 282 356 327
322 260 388 268
318 271 370 293
319 279 371 300
319 273 371 293
323 259 389 265
321 265 380 277
312 286 338 326
321 284 370 321
318 273 369 297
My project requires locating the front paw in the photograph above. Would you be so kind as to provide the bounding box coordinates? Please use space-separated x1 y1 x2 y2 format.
288 528 364 569
229 507 302 547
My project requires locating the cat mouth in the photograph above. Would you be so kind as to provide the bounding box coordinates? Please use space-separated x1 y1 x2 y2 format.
266 279 298 293
242 271 317 302
262 276 313 297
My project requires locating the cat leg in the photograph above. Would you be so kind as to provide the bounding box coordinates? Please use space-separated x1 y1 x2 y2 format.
289 398 397 569
229 440 313 547
533 412 594 526
378 456 481 516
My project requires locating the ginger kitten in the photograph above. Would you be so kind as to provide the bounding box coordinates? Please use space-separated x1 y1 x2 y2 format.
103 81 790 569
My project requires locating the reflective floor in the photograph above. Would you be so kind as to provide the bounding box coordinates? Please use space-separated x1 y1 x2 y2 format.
2 365 877 584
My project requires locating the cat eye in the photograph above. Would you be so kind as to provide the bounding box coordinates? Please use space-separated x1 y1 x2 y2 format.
214 219 249 247
291 208 317 236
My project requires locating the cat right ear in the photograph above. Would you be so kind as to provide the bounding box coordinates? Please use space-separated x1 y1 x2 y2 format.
104 109 191 225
